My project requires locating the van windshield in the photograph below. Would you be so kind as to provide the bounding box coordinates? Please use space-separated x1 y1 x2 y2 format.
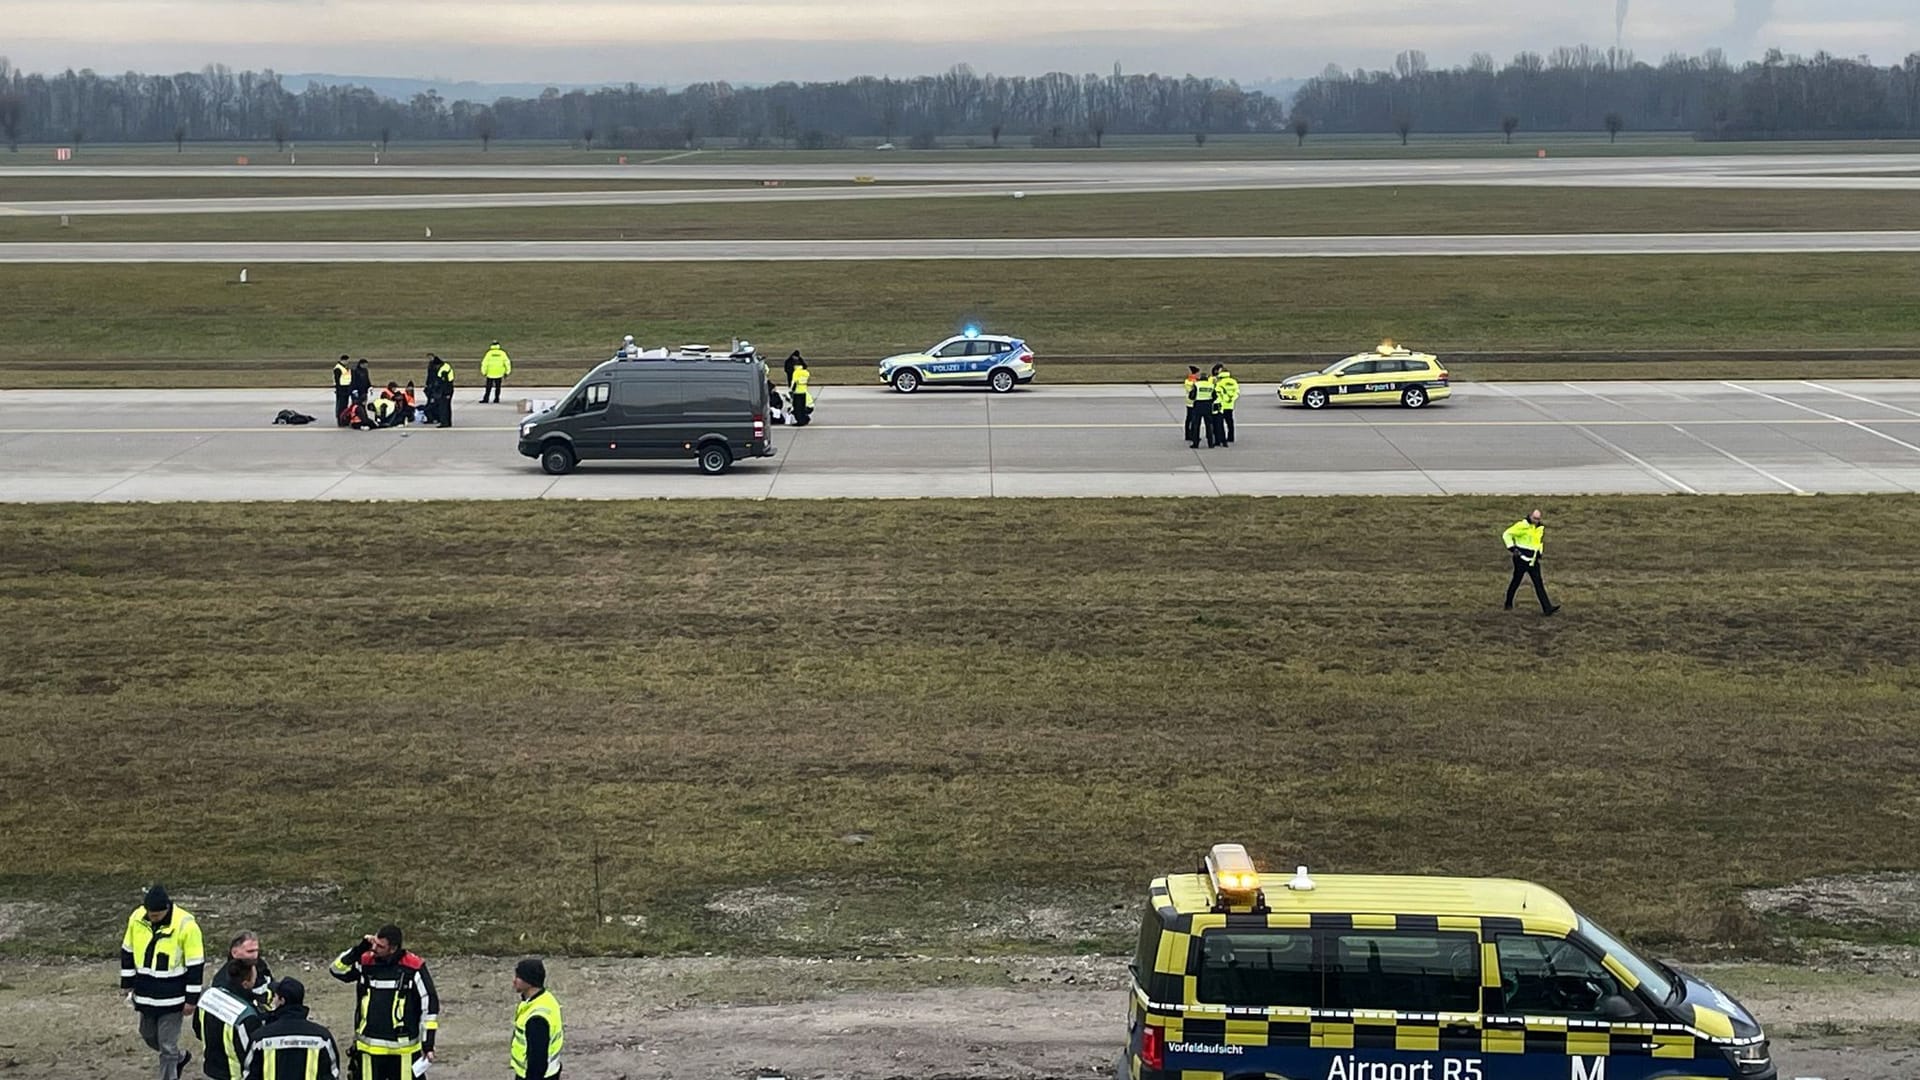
1576 915 1675 1003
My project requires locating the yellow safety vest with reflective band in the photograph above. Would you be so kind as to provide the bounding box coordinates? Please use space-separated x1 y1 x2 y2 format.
511 990 564 1078
334 363 351 387
435 361 455 387
1216 372 1240 408
1192 376 1216 403
790 367 812 405
1502 519 1544 553
121 905 205 1011
481 347 512 378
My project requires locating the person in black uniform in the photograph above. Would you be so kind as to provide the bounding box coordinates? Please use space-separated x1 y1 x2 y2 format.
217 931 274 1011
329 924 440 1080
243 978 340 1080
349 360 372 408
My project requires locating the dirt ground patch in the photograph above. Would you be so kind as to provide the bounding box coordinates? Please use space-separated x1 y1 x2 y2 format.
1747 873 1920 936
1 956 1914 1079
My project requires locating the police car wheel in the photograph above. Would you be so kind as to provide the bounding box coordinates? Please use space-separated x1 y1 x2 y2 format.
697 443 733 476
540 443 575 476
989 368 1017 393
1401 386 1428 409
1303 388 1329 410
892 369 921 394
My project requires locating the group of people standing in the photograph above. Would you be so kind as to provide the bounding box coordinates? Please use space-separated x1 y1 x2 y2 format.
1182 364 1240 449
330 352 473 430
121 884 564 1080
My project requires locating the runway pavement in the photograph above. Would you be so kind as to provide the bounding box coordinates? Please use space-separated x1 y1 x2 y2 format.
9 231 1920 262
6 153 1920 217
4 380 1919 501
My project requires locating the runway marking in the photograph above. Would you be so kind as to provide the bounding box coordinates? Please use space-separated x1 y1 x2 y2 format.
1799 380 1920 419
1466 382 1701 493
4 418 1920 435
1563 382 1806 494
1722 382 1920 458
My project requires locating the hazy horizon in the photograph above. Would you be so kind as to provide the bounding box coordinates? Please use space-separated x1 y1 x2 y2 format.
5 0 1917 86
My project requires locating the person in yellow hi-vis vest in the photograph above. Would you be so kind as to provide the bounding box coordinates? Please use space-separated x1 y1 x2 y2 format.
1211 364 1240 446
510 958 563 1079
479 341 512 404
1502 509 1560 615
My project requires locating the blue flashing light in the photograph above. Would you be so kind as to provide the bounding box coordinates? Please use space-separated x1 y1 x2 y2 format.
963 325 981 338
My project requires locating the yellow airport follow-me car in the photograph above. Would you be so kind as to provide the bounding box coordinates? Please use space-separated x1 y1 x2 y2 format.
1278 342 1453 410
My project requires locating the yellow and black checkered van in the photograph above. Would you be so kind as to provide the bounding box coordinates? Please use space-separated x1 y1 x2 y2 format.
1123 845 1773 1080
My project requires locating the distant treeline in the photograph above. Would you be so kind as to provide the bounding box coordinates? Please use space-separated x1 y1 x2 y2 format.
0 59 1283 149
3 48 1919 151
1291 46 1920 138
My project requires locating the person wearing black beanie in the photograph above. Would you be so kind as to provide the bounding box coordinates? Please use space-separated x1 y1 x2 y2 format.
120 882 204 1080
510 957 564 1078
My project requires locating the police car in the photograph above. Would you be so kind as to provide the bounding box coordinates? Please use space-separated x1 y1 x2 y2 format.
1278 342 1451 410
1124 843 1774 1080
876 330 1035 393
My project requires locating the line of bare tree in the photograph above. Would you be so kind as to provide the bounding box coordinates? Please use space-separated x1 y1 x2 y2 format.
1290 46 1920 139
0 58 1286 150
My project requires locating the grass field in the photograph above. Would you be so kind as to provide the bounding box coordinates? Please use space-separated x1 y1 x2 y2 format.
1 496 1915 959
6 134 1919 166
11 186 1920 243
0 176 884 202
3 255 1920 388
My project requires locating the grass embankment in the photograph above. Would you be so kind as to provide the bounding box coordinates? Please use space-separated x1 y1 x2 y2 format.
1 498 1917 960
4 255 1920 388
11 186 1920 242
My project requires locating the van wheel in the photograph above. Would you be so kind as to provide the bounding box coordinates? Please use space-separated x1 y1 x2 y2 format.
697 443 733 476
1401 386 1428 409
540 443 575 476
1303 388 1329 410
892 369 921 394
989 368 1017 393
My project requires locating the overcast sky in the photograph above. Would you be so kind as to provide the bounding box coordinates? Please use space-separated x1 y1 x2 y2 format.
6 0 1918 84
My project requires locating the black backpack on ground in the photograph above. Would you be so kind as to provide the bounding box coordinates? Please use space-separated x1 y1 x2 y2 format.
274 409 318 425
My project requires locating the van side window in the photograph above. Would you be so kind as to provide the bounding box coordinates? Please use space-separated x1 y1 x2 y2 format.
584 383 610 409
1195 930 1318 1008
1494 935 1630 1019
1326 932 1479 1014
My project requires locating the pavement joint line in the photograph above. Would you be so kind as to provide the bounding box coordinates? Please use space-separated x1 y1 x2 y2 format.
1562 381 1806 495
87 430 217 501
1353 409 1447 496
1483 381 1699 494
1722 381 1920 459
1800 379 1920 419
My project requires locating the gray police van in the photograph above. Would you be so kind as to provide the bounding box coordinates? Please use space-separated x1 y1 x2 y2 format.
517 350 775 476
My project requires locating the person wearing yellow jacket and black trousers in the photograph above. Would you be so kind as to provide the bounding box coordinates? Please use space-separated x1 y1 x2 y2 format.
510 958 564 1078
1502 509 1561 615
1211 364 1240 446
330 925 440 1080
121 883 205 1080
479 341 512 404
333 356 354 427
787 352 814 427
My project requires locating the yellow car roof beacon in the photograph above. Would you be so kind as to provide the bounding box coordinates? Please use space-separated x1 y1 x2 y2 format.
1203 842 1267 913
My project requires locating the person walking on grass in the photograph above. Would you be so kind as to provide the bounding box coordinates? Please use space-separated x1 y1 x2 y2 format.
480 340 512 404
1503 508 1561 616
121 883 205 1080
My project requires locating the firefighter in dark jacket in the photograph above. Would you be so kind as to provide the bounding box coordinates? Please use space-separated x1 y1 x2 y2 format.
329 924 440 1080
243 978 341 1080
196 958 268 1080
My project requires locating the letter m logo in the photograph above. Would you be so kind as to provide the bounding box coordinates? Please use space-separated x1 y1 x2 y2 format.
1571 1058 1605 1080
